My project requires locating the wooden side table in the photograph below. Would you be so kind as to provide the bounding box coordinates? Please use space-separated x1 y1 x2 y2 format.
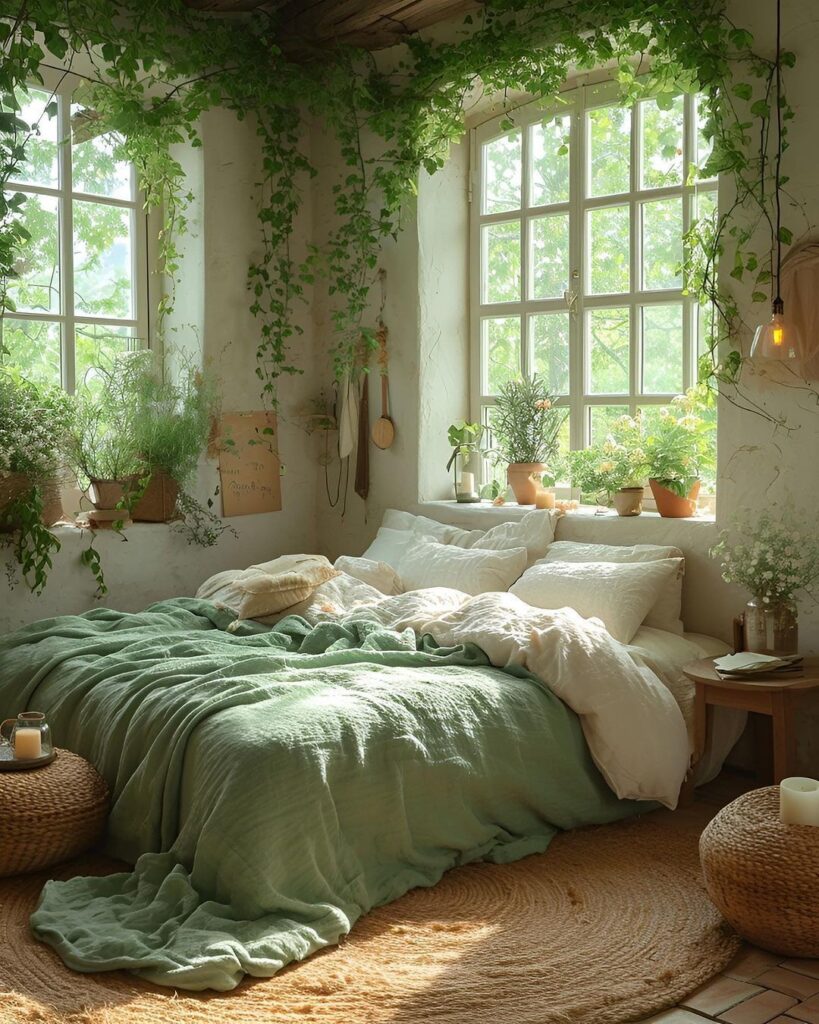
683 656 819 785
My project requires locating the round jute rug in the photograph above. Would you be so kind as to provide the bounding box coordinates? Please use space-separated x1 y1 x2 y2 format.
0 803 738 1024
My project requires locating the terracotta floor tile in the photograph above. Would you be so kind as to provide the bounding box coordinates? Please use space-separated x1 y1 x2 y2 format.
718 990 799 1024
637 1010 715 1023
783 961 819 981
753 969 819 1000
683 976 764 1015
725 947 788 982
786 994 819 1023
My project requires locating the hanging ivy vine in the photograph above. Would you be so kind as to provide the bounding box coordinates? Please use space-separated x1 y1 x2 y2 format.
0 0 811 416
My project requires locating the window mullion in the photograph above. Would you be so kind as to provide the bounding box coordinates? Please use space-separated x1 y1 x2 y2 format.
57 85 75 393
569 93 584 448
520 122 530 379
629 99 640 416
683 93 696 391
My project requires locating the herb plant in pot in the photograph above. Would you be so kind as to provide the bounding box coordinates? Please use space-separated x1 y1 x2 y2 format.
492 375 565 506
644 390 715 518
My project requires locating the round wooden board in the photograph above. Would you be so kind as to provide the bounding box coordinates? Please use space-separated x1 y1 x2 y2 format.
372 416 395 449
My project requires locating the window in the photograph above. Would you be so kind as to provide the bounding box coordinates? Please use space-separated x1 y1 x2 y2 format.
471 81 716 465
1 77 148 391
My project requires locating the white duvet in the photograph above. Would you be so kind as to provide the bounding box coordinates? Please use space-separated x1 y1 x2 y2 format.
203 571 705 809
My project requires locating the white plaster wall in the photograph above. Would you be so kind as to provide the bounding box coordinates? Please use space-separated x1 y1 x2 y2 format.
1 108 319 631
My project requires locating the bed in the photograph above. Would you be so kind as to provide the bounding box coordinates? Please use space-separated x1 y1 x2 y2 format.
0 510 741 992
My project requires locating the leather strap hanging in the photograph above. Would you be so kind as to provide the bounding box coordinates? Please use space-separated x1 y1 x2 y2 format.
354 371 370 500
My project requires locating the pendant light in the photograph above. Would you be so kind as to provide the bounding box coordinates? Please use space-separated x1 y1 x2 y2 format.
750 0 801 363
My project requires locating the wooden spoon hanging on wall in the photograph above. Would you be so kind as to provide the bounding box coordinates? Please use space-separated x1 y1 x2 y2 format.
371 321 395 449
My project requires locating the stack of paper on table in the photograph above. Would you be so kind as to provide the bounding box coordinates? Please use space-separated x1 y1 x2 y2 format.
713 652 803 676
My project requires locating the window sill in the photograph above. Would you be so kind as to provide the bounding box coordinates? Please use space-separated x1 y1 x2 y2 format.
418 499 716 524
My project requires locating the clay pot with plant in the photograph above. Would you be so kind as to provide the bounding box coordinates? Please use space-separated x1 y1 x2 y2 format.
566 414 648 514
491 375 566 506
644 390 715 519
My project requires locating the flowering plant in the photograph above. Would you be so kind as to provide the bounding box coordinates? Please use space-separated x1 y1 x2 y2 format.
491 375 566 465
0 371 73 484
567 414 648 503
644 388 715 498
710 509 819 604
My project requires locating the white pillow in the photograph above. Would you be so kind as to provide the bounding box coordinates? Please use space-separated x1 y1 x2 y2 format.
471 509 559 566
399 537 527 596
541 540 684 634
509 558 684 644
382 508 483 546
361 527 415 567
334 555 402 595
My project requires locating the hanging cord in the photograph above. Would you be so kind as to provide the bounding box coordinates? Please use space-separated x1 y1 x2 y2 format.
774 0 783 304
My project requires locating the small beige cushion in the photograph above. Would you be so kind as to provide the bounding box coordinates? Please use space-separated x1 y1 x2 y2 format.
218 555 339 623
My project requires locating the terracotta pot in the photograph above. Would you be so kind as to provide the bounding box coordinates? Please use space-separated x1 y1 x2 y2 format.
132 472 180 523
612 486 643 517
649 478 701 518
0 472 63 528
506 463 545 505
87 477 139 511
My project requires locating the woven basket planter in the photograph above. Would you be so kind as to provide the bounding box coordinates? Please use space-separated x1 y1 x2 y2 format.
0 748 109 877
0 473 63 529
700 786 819 957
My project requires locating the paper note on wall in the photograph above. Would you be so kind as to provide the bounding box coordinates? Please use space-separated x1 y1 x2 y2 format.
218 411 282 516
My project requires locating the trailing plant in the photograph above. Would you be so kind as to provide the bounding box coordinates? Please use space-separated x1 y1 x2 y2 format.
644 389 716 497
0 0 812 424
0 370 72 591
491 375 566 466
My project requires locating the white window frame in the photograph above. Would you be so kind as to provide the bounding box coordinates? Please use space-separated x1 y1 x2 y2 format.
4 69 150 392
469 79 717 463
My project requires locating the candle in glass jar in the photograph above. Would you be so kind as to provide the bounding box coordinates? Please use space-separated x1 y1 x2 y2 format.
14 727 42 759
780 777 819 825
535 489 555 510
457 471 475 495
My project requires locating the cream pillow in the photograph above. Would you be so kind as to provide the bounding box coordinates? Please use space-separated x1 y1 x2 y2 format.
223 555 339 623
334 555 402 595
470 509 559 565
541 540 684 633
361 527 415 567
509 558 684 644
399 537 527 596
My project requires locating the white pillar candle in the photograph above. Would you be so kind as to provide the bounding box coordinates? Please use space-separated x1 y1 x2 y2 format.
14 727 42 760
457 471 475 494
780 777 819 825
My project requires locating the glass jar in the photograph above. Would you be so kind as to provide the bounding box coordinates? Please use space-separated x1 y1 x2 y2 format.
744 597 798 656
452 450 481 503
0 711 53 760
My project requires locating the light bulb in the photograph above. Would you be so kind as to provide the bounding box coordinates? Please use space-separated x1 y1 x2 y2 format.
750 299 800 362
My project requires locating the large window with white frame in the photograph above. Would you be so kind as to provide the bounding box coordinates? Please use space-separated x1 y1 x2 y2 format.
470 80 716 476
1 75 149 392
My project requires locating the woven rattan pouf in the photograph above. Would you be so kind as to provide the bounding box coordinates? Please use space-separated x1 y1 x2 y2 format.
700 786 819 957
0 748 109 877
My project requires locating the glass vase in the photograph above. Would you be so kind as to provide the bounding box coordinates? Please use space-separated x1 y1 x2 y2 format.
744 597 798 656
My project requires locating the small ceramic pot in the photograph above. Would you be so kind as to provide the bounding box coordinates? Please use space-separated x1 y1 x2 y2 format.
649 479 701 518
612 487 643 517
87 477 138 511
506 463 545 505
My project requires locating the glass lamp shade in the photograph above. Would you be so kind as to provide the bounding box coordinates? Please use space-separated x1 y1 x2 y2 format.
750 304 801 361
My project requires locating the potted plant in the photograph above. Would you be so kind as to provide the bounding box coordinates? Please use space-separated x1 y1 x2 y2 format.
565 416 647 514
491 375 566 505
711 508 819 655
0 371 73 592
446 420 492 503
644 389 715 518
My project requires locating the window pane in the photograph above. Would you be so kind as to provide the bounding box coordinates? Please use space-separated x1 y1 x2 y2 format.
640 95 684 189
0 318 61 386
587 205 629 294
530 115 570 206
530 213 569 299
5 193 60 314
531 312 569 395
72 114 132 200
587 105 631 197
483 132 521 214
8 86 59 189
481 220 520 303
638 404 667 438
587 307 630 394
695 188 717 223
73 200 133 318
641 303 683 393
588 405 629 445
696 95 715 178
641 197 682 290
482 316 520 395
481 405 508 495
698 301 717 359
75 324 139 391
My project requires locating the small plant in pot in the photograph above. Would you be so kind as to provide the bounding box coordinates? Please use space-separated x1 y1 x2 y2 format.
567 419 648 514
446 420 492 503
491 375 566 505
0 370 74 592
644 389 715 518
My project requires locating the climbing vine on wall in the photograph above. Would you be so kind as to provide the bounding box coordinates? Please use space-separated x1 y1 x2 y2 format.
0 0 808 413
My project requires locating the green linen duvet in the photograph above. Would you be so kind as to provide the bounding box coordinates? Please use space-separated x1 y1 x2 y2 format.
0 598 641 990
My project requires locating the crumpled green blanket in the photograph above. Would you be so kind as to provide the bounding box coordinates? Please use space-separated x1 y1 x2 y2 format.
0 598 641 991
